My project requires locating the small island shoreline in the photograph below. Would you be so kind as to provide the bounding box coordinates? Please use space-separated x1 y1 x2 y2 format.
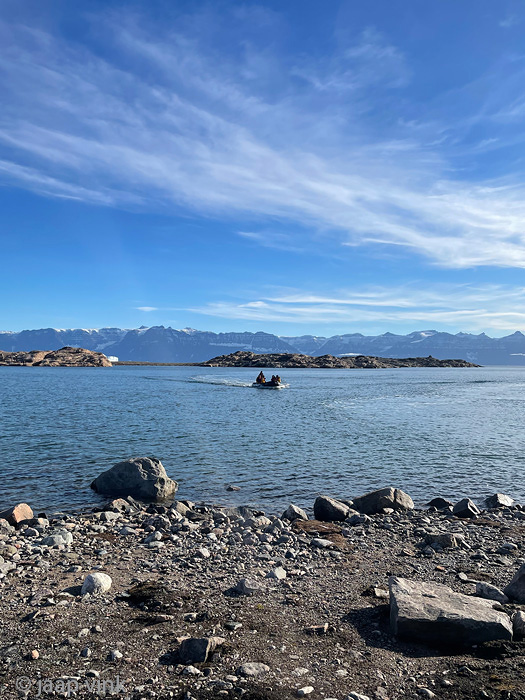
0 347 481 368
201 350 481 369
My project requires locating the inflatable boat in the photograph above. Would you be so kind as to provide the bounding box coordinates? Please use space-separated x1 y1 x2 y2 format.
252 381 285 390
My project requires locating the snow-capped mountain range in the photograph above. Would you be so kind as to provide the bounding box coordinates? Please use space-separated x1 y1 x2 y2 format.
1 326 525 364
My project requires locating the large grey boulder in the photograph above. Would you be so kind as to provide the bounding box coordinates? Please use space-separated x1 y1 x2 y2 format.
90 457 177 501
352 487 413 515
453 498 480 519
503 563 525 603
81 573 112 596
485 493 514 509
389 576 512 647
179 636 225 664
313 495 350 521
282 504 308 522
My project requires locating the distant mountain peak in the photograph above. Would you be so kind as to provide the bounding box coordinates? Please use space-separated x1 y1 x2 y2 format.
409 330 437 337
1 326 525 364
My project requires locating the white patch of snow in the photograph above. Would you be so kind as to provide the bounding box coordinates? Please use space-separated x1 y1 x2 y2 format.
209 342 251 348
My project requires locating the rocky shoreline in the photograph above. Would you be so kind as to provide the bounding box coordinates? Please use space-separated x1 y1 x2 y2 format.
202 351 480 369
0 347 112 367
0 347 480 369
0 460 524 700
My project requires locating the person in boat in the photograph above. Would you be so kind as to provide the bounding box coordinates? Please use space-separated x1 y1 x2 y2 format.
256 371 266 384
269 374 281 386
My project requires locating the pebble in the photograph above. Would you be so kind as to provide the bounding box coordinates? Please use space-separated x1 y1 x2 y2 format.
108 649 123 661
235 578 264 596
81 572 112 595
225 621 242 631
237 662 270 677
183 665 202 676
266 566 287 580
304 623 329 635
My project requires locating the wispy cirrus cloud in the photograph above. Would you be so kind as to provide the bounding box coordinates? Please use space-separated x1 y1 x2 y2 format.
188 284 525 333
500 15 520 28
2 9 525 270
292 26 411 93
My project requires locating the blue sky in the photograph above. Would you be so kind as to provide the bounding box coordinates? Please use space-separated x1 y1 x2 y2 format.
3 0 525 336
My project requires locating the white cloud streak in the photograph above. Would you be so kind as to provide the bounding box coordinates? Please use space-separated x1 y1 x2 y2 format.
188 284 525 332
1 12 525 268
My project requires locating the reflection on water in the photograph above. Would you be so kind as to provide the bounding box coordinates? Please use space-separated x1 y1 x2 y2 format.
1 365 525 513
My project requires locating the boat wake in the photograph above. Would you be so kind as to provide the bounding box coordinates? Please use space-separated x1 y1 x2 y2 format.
189 376 253 387
189 376 289 389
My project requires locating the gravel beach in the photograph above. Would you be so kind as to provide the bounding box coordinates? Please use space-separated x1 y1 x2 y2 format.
1 487 525 700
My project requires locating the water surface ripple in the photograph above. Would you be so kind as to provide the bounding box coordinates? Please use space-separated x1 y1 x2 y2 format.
1 365 524 512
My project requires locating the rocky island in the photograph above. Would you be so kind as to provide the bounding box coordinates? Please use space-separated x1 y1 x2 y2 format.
0 346 112 367
203 351 480 369
0 458 524 700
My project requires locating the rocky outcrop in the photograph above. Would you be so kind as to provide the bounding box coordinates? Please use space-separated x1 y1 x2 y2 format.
313 495 351 521
90 457 178 501
203 350 480 369
0 346 112 367
389 576 513 646
352 487 414 514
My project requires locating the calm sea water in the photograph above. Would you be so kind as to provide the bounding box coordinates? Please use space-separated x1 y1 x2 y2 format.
1 365 525 514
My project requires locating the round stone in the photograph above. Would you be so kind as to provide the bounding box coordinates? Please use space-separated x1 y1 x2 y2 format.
81 573 112 596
